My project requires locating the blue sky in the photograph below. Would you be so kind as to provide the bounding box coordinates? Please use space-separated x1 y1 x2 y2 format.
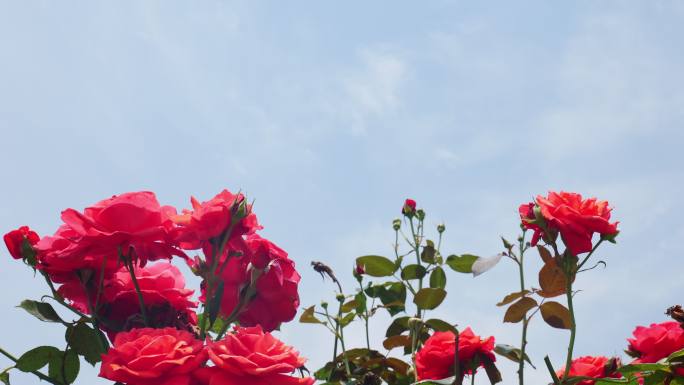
1 1 683 384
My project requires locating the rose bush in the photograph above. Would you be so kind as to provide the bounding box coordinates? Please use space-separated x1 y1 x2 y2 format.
3 189 682 385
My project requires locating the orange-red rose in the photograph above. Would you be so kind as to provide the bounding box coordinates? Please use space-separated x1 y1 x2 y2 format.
415 327 495 381
628 321 684 363
99 327 207 385
525 191 618 256
3 226 39 260
193 326 313 385
556 356 621 385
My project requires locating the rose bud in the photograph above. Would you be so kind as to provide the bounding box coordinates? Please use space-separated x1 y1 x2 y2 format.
4 226 39 260
402 199 417 216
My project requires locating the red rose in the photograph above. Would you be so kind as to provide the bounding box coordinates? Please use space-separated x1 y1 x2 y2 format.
208 236 301 332
628 321 684 363
415 327 496 381
402 199 417 216
556 356 621 385
238 257 301 331
4 226 39 259
534 191 619 255
58 262 197 336
193 326 313 385
100 327 207 385
519 203 543 246
171 190 261 250
36 192 182 282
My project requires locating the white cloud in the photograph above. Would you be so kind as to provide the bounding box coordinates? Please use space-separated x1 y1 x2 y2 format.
343 48 407 134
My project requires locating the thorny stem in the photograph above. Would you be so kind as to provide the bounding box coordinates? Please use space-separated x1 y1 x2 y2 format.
124 256 148 326
41 273 89 320
562 271 576 383
452 329 462 385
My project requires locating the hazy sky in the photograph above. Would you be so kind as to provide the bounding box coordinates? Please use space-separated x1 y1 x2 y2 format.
1 1 683 384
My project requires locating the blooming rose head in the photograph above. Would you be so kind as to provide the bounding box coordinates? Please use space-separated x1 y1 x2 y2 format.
556 356 621 385
99 327 207 385
193 326 313 385
4 226 39 260
208 236 301 332
415 327 496 381
58 262 197 336
402 199 417 216
171 190 261 250
627 321 684 363
36 192 182 284
533 191 619 255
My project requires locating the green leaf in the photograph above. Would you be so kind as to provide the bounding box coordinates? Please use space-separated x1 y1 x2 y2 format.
339 313 356 327
299 306 325 324
379 282 407 316
66 323 108 366
445 254 479 273
421 241 436 264
424 318 457 334
48 349 79 385
401 264 427 280
618 363 670 376
356 255 397 277
17 300 65 324
429 267 447 289
667 347 684 362
353 292 367 315
540 301 572 329
413 288 447 310
503 297 538 323
15 346 60 372
493 344 535 368
386 317 410 337
0 371 9 385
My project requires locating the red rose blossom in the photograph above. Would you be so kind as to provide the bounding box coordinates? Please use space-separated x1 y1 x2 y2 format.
171 190 261 250
36 192 183 283
99 327 207 385
556 356 621 385
58 262 197 336
415 327 496 381
207 235 301 332
193 326 313 385
628 321 684 363
533 191 619 255
3 226 39 260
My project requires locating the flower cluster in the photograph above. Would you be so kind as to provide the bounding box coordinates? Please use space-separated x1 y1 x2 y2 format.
4 189 311 385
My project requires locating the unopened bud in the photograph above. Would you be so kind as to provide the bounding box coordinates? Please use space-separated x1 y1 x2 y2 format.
335 294 345 302
402 199 417 217
392 219 401 231
416 209 426 221
437 224 446 233
501 236 513 249
321 301 328 309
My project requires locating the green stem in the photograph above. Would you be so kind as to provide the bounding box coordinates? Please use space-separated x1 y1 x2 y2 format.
41 273 90 320
124 258 148 326
359 281 371 350
544 356 561 385
338 320 352 377
577 240 603 271
517 232 528 385
0 347 61 385
562 276 576 382
409 217 423 318
471 372 476 385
